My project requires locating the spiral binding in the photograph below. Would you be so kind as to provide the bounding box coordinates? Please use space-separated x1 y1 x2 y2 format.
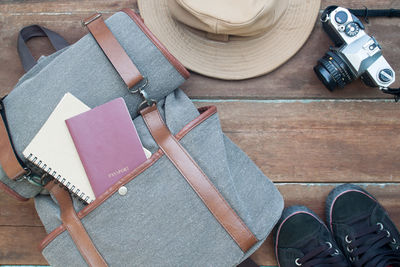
26 153 92 203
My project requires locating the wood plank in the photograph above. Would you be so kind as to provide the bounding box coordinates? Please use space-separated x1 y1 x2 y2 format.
0 192 41 226
0 0 135 12
1 0 399 99
182 16 400 99
0 0 395 9
0 0 399 265
322 1 398 8
0 0 140 97
195 100 400 182
1 183 398 265
185 0 400 99
2 100 398 264
252 183 400 266
1 98 399 263
0 226 47 265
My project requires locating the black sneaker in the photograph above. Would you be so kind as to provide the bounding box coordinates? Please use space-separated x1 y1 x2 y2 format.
274 206 349 267
326 184 400 267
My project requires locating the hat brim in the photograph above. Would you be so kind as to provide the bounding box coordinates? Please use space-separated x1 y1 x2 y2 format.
138 0 321 80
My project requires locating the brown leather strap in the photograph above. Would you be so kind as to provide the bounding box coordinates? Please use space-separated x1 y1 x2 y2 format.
0 109 27 180
83 14 143 89
46 181 108 267
140 105 258 252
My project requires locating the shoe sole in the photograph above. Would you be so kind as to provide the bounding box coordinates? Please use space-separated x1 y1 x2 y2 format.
273 205 327 267
325 183 377 233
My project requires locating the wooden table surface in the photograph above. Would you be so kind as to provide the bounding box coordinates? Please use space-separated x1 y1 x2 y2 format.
0 0 399 266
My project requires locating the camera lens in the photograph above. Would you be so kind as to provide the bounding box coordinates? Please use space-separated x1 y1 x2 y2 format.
314 51 355 91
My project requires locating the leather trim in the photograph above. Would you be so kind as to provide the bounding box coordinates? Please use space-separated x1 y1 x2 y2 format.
176 106 216 140
121 8 190 80
39 106 216 251
140 105 257 252
84 13 143 89
45 181 108 267
0 180 29 201
0 113 27 180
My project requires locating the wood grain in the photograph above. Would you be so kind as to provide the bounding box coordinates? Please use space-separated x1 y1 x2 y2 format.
195 100 400 182
0 192 47 265
183 17 400 100
0 100 399 264
0 192 41 226
185 0 400 99
0 0 400 266
322 1 399 9
1 183 399 265
252 183 400 266
1 0 399 99
0 226 47 265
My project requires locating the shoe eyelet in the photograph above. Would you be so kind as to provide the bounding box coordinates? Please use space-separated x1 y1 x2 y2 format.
331 249 340 256
386 230 391 238
347 246 354 253
377 222 384 231
392 238 397 245
295 258 302 266
349 256 356 262
326 241 333 249
345 235 352 244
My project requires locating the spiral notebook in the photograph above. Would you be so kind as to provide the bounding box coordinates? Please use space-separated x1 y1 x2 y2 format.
23 93 96 203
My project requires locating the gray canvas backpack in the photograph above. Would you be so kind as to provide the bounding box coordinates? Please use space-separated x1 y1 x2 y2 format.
0 9 283 267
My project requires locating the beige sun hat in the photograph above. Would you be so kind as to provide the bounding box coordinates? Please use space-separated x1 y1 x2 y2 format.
138 0 321 80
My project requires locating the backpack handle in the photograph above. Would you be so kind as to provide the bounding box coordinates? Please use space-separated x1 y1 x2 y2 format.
17 25 69 72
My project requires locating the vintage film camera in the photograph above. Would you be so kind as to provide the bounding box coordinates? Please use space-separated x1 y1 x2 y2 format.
314 6 395 93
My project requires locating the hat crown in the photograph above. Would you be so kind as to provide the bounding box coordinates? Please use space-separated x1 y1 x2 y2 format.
169 0 289 36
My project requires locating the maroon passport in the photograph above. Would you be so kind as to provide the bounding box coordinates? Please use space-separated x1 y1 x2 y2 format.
66 98 147 197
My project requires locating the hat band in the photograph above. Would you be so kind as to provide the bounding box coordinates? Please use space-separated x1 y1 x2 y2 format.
174 18 278 43
205 32 229 42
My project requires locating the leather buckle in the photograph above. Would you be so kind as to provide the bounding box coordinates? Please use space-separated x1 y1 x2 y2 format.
129 77 148 94
138 88 156 111
128 77 156 111
14 167 31 182
24 172 53 187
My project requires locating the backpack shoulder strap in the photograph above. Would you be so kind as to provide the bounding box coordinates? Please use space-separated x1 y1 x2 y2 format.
0 100 28 180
